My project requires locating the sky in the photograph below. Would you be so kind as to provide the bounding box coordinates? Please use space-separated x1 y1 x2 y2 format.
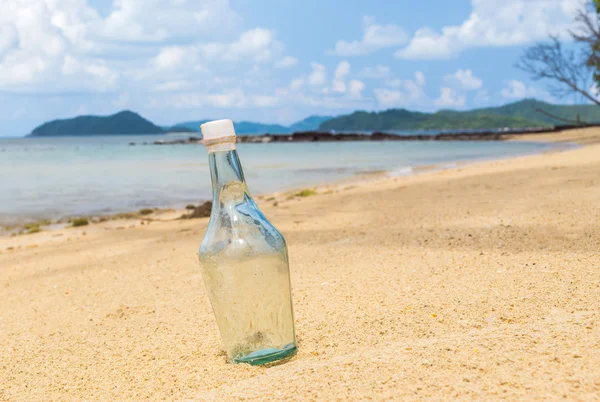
0 0 586 136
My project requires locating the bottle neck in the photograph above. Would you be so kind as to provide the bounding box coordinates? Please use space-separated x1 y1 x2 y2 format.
208 148 248 204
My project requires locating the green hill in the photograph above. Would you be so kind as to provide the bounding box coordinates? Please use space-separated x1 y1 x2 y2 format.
171 115 332 135
319 108 544 131
288 115 333 132
28 100 600 137
318 99 600 131
474 99 600 125
29 111 164 136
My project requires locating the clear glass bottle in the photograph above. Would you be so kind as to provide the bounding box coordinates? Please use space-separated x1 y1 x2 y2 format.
198 119 297 365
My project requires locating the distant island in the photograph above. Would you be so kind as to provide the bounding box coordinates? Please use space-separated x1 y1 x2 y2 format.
320 99 600 131
29 111 164 136
166 115 333 135
29 113 332 137
27 99 600 137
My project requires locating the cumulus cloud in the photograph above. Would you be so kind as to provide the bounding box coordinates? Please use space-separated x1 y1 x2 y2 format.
332 61 350 93
443 69 482 90
308 62 327 86
153 46 188 70
275 56 298 68
99 0 240 43
374 89 403 107
348 80 365 99
374 71 426 108
358 65 391 79
195 28 284 63
501 80 553 101
0 0 277 94
415 71 425 87
289 78 305 91
331 16 408 56
434 87 466 108
396 0 581 60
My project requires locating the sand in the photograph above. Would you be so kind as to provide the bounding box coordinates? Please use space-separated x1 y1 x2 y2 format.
1 128 600 401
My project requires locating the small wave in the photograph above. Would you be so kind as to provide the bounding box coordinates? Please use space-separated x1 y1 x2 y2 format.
388 166 413 176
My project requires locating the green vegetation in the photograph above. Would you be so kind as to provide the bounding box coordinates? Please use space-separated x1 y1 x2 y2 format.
139 208 154 215
318 99 600 131
29 111 165 136
473 99 600 125
71 218 89 227
26 99 600 138
19 219 52 234
28 113 333 137
288 116 333 132
296 189 318 197
111 212 137 220
163 116 332 135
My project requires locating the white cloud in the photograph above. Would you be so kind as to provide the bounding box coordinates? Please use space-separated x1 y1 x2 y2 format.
501 79 553 101
0 0 114 92
275 56 298 68
396 0 581 60
290 78 305 91
168 89 248 109
0 0 389 126
443 69 482 90
374 89 403 108
359 65 391 79
434 87 466 108
332 61 350 93
395 28 454 60
100 0 240 43
308 62 326 86
196 28 283 63
374 71 427 108
415 71 425 87
331 16 408 56
348 80 365 99
0 0 278 94
153 47 188 70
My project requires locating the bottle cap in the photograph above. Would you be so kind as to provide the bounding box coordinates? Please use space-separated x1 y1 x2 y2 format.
200 119 236 140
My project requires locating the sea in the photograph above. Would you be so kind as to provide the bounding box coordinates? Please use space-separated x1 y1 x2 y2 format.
0 133 552 226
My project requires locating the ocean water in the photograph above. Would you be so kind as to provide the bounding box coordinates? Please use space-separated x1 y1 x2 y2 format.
0 134 550 225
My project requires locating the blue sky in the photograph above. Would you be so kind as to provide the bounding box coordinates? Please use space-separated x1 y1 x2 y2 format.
0 0 583 136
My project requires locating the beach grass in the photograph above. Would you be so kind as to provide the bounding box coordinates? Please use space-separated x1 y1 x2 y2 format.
71 218 89 227
296 189 318 197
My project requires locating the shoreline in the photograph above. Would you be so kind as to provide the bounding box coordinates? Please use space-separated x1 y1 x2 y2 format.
0 129 583 236
0 141 558 237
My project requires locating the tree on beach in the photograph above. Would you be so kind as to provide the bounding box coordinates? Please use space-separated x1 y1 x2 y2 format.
518 0 600 118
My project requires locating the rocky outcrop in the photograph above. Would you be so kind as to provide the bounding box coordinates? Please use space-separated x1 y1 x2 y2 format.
144 124 593 146
179 201 212 219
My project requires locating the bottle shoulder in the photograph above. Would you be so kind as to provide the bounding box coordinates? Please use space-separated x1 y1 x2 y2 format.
199 195 286 258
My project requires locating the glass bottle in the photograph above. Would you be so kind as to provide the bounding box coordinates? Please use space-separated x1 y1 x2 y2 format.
198 119 297 365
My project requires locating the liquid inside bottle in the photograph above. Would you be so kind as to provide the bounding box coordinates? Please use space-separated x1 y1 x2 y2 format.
198 119 297 365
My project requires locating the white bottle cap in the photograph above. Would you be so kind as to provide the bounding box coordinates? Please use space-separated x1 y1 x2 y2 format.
200 119 236 140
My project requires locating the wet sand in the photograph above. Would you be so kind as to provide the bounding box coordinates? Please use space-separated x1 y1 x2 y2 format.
1 127 599 400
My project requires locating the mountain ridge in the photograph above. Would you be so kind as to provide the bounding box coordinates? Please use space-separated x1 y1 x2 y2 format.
29 111 164 136
319 99 600 131
27 99 600 137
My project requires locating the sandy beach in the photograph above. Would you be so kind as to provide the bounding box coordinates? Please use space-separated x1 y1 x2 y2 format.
1 128 600 401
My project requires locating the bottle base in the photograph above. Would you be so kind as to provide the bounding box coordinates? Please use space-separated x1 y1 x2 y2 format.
233 344 297 366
